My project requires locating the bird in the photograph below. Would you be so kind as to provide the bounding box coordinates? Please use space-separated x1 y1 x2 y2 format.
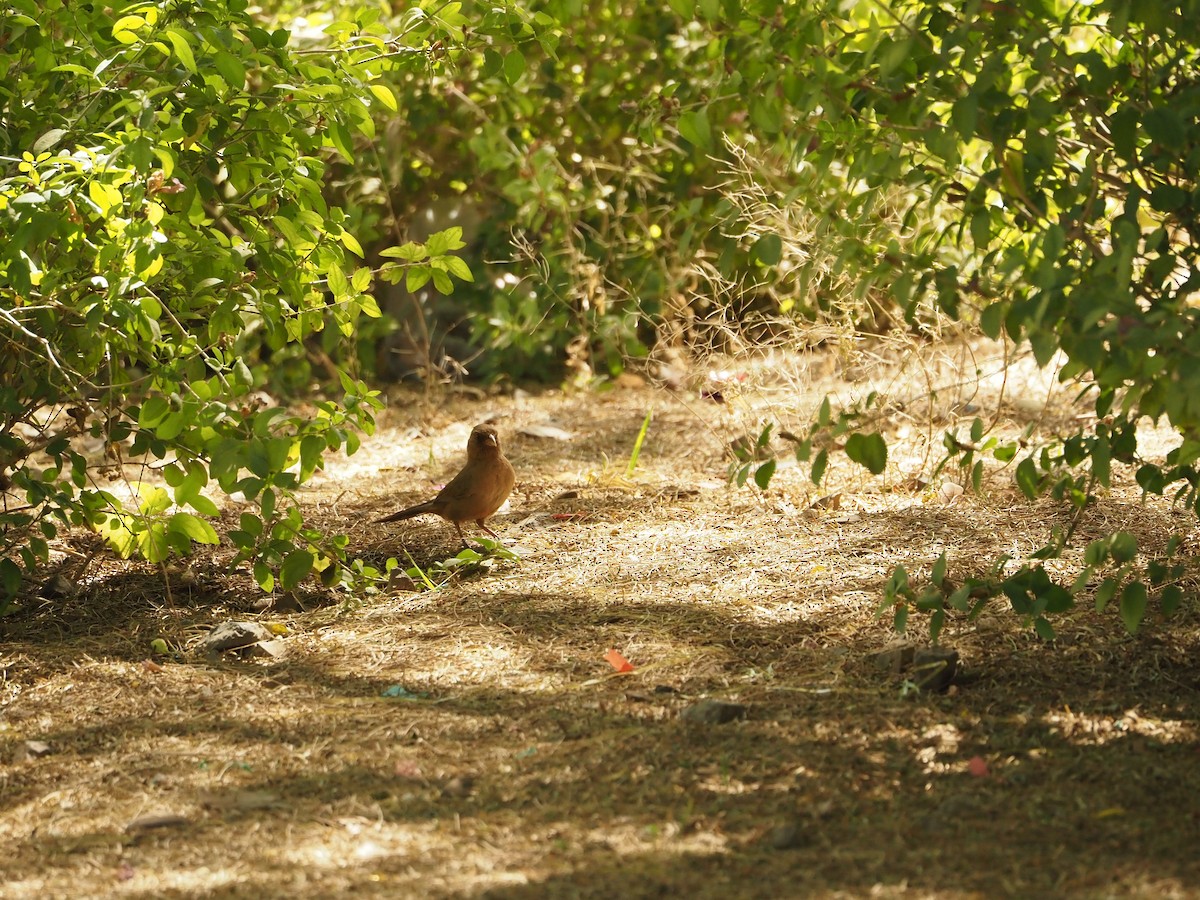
376 423 515 548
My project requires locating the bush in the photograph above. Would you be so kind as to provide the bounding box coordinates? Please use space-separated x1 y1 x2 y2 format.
0 0 472 606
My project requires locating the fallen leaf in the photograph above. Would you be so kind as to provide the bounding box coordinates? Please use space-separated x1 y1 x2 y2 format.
605 648 635 673
681 699 747 725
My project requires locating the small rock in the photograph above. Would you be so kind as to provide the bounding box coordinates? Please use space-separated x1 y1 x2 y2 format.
15 740 52 762
386 571 420 593
40 573 76 599
765 821 808 850
939 482 965 504
809 493 842 511
199 621 274 655
441 775 475 798
912 647 959 692
680 699 747 725
518 422 575 441
871 643 915 675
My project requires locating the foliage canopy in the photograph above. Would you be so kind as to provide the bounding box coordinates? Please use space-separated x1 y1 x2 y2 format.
3 0 1199 635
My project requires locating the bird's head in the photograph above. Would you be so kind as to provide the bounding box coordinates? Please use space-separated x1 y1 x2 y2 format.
467 423 502 457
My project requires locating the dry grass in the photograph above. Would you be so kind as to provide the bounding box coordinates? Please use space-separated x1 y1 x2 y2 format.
2 342 1199 899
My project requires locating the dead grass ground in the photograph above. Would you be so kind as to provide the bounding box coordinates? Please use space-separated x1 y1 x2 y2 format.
2 343 1199 899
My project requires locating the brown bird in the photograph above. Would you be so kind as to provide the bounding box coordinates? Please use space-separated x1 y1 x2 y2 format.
376 423 515 548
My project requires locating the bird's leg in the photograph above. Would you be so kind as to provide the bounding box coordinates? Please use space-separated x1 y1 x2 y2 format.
478 519 502 541
453 521 470 550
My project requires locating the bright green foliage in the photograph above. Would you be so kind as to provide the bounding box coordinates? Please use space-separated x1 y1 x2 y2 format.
882 533 1187 641
693 0 1200 635
838 1 1200 635
342 0 915 380
0 0 473 608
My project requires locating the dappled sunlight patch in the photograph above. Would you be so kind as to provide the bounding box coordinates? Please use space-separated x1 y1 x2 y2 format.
1043 708 1197 747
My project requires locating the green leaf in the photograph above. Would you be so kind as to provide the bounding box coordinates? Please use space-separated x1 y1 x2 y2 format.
979 302 1005 340
845 432 887 475
167 512 219 545
164 27 197 73
929 608 945 644
503 49 525 85
380 241 426 261
811 448 828 485
970 208 990 247
214 51 245 90
1094 576 1118 612
677 108 714 153
427 227 464 255
481 48 503 78
1143 107 1185 149
752 233 783 266
1084 539 1108 565
138 397 170 428
947 584 971 611
931 552 946 586
138 522 170 563
0 557 22 600
189 494 221 517
1161 584 1184 616
328 119 355 163
444 255 474 282
253 561 275 592
951 94 977 140
280 550 314 590
818 396 831 427
753 458 776 490
1015 457 1039 499
1091 435 1111 487
340 231 365 258
1119 580 1148 633
1110 530 1137 563
139 486 172 515
1034 617 1056 640
299 434 325 481
406 266 431 292
369 83 397 111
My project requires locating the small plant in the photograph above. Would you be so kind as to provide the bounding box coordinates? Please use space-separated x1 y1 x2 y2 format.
881 533 1189 643
626 409 653 477
386 539 520 592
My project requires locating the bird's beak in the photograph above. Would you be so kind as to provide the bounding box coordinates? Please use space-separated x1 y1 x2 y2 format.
482 432 497 446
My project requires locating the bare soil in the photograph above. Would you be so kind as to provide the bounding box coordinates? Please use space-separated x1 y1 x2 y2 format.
2 346 1199 899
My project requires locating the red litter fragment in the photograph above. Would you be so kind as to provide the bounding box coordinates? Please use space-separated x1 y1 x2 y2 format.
605 649 635 673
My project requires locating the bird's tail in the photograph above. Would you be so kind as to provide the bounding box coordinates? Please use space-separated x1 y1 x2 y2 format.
376 499 438 523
